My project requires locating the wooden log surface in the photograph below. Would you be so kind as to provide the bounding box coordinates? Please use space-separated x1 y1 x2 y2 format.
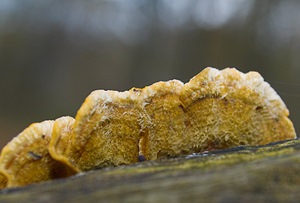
0 139 300 203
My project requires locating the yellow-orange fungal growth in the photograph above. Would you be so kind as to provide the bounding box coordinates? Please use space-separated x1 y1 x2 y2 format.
138 80 189 160
0 67 296 188
65 89 143 171
0 121 56 187
48 116 79 175
0 172 7 189
0 118 78 188
179 68 295 151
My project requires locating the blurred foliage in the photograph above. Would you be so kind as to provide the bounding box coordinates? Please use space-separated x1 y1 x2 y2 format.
0 0 299 148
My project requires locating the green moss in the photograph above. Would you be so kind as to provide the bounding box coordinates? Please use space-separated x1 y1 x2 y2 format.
99 142 296 178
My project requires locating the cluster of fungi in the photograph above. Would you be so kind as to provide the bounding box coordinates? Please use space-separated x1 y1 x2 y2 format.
0 67 296 188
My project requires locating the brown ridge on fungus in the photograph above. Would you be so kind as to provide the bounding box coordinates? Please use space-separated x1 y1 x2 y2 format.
48 116 79 175
0 172 7 189
0 67 296 188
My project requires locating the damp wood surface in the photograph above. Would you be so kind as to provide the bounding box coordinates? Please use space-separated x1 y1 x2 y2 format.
0 138 300 203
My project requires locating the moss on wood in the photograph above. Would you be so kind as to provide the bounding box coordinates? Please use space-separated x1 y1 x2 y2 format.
0 139 299 203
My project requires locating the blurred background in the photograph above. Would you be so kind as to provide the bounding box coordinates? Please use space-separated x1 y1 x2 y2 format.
0 0 299 148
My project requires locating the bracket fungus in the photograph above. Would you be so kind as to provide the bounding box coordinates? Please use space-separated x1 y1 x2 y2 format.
0 67 296 188
0 120 76 188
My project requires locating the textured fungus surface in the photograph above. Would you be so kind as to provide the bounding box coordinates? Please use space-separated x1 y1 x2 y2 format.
66 89 142 170
179 68 295 151
48 117 79 175
138 80 187 160
0 121 56 188
0 119 77 188
0 67 296 188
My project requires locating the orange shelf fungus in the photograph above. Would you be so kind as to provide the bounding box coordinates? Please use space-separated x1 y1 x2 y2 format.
179 68 295 151
48 116 79 175
0 121 55 188
0 67 296 188
0 118 77 188
64 89 142 171
138 80 188 160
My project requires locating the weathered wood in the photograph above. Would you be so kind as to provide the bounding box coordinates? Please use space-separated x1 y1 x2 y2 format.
0 139 300 203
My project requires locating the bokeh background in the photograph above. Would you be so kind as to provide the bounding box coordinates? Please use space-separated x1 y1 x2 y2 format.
0 0 299 148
